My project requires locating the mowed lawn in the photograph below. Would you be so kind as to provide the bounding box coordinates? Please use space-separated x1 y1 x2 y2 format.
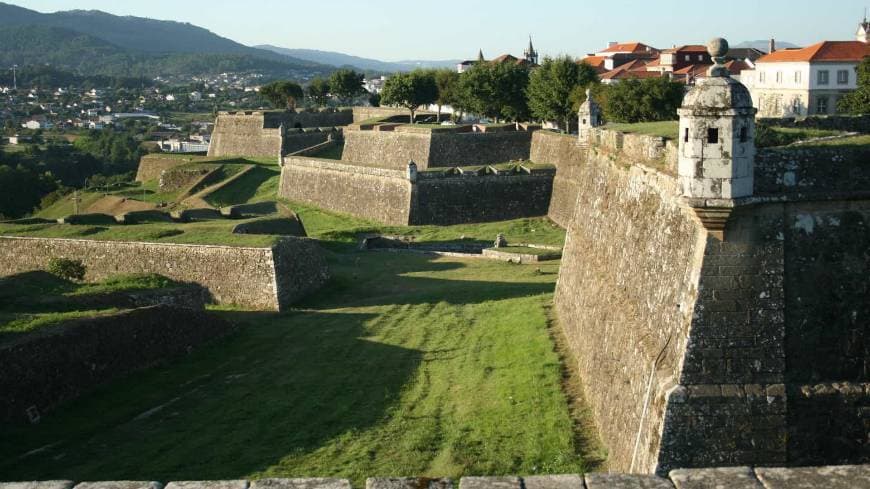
0 251 598 484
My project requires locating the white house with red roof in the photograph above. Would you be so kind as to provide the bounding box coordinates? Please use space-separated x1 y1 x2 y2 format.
742 20 870 117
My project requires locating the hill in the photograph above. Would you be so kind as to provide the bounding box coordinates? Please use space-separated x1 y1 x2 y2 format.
0 2 334 78
256 45 460 72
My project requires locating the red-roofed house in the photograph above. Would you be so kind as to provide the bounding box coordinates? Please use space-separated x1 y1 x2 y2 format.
742 21 870 116
587 41 660 72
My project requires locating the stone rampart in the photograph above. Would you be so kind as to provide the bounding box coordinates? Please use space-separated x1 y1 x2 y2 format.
3 465 869 489
136 155 212 182
352 106 434 122
528 131 589 227
411 168 554 225
553 145 870 474
279 157 412 225
755 145 870 198
208 112 282 158
0 305 233 423
279 157 555 226
0 237 329 311
341 127 535 170
341 128 432 170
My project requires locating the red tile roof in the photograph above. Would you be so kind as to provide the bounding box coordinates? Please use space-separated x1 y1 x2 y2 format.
757 41 870 63
662 45 708 54
599 42 658 54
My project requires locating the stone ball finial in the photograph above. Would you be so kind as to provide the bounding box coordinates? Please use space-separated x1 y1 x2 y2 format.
707 38 729 58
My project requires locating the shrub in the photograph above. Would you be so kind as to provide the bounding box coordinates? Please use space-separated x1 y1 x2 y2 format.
48 258 86 281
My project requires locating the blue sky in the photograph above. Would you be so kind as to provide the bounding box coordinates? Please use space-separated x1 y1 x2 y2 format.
9 0 870 60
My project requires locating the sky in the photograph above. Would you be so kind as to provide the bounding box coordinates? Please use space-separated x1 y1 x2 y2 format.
8 0 870 61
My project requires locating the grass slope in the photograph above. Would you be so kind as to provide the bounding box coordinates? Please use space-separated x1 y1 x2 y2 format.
0 253 598 483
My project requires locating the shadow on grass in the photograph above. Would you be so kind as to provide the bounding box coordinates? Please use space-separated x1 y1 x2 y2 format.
299 251 556 309
206 167 279 207
0 308 422 481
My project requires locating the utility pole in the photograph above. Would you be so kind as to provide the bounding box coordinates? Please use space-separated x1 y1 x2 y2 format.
10 65 17 91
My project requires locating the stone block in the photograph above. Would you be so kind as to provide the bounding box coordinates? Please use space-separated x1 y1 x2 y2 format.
669 467 763 489
522 475 584 489
584 473 673 488
0 483 74 489
165 482 248 489
366 478 452 489
74 483 161 489
754 465 870 489
459 477 521 489
251 479 351 489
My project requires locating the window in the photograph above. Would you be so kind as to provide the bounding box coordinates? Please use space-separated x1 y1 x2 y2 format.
685 55 691 61
707 128 719 144
698 55 703 61
759 71 766 83
816 96 829 114
684 128 689 142
817 70 829 85
776 71 783 84
837 70 849 84
794 71 802 83
739 127 748 143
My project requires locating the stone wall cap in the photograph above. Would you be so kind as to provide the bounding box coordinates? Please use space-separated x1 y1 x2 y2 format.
755 465 870 488
365 478 452 489
669 467 763 489
458 477 522 489
0 235 275 252
0 483 75 489
522 475 584 489
164 482 248 489
250 479 351 489
585 473 674 488
73 482 162 489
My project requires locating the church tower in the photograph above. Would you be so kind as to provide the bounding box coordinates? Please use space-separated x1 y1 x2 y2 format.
678 38 756 238
524 36 539 65
857 13 870 43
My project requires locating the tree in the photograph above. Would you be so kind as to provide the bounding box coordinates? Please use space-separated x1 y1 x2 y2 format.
433 69 460 122
380 70 438 123
307 78 331 107
838 57 870 114
329 69 366 105
528 56 599 132
597 77 685 123
458 62 530 122
260 80 305 110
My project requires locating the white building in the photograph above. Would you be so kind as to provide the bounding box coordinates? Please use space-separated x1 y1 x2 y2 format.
160 139 210 153
22 120 52 130
364 76 387 94
742 22 869 117
189 91 203 101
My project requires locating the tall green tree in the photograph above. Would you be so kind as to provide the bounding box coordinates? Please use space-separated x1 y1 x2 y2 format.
597 77 684 123
260 80 304 110
329 69 366 105
527 56 599 132
380 70 438 123
306 78 331 107
838 57 870 114
433 69 460 122
458 62 530 122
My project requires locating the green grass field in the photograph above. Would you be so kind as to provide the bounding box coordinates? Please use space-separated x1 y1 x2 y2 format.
0 252 601 484
604 121 679 140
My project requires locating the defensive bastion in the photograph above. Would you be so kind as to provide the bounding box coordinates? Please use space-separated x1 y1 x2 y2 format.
552 40 870 475
208 110 351 158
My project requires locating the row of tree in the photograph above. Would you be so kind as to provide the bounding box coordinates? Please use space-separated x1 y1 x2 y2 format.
379 56 685 128
260 69 368 110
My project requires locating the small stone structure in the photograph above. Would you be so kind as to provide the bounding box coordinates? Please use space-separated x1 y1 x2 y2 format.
0 237 329 311
677 38 756 239
3 465 869 489
577 89 603 141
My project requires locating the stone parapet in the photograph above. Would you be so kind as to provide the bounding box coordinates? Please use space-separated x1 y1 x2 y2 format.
4 467 869 489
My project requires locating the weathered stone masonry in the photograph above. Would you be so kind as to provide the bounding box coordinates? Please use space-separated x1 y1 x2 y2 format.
0 237 329 311
208 110 351 158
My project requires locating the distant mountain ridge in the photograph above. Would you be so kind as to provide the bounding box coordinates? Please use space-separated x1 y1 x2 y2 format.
0 1 336 78
256 45 461 72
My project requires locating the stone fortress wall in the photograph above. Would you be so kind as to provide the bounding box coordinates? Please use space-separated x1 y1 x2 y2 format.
0 236 329 311
5 465 870 489
341 126 534 170
279 156 555 226
208 110 352 158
